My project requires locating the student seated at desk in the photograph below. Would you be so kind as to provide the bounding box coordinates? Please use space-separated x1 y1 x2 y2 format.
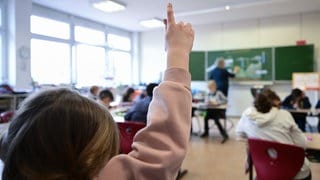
88 85 100 100
121 87 135 103
236 91 311 180
200 80 229 143
124 83 158 124
282 88 311 132
97 88 114 109
0 3 194 179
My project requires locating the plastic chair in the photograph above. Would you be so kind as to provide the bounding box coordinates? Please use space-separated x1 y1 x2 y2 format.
117 121 146 154
0 111 14 123
247 138 305 180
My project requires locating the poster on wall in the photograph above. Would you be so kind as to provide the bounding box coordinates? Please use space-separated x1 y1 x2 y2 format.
292 73 320 90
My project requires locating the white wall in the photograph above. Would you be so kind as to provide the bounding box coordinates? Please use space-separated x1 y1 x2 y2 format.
140 11 320 116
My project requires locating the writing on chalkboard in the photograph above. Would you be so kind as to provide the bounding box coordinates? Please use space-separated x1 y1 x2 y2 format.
293 73 320 90
190 44 314 82
207 48 273 81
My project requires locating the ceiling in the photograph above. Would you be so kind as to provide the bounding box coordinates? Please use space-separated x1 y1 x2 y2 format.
32 0 320 32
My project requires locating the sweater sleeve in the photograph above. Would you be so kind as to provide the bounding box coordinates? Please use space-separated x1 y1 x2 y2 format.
98 68 192 180
217 91 228 104
226 69 235 78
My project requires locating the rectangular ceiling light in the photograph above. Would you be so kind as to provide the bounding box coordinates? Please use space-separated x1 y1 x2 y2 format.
140 18 164 28
92 0 126 13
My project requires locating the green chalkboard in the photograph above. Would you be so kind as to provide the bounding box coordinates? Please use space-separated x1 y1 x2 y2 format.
207 48 273 81
275 45 314 80
189 51 206 81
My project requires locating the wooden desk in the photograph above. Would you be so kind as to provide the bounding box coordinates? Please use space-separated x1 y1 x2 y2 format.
305 133 320 150
109 106 130 123
192 103 228 135
305 133 320 163
286 109 312 114
283 108 313 132
192 103 227 110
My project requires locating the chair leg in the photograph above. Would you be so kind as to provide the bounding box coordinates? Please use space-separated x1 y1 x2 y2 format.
248 153 253 180
176 169 188 180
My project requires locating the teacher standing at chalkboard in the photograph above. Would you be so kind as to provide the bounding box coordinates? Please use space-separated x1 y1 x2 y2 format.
209 58 238 96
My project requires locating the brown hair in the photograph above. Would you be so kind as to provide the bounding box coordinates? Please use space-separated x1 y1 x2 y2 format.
262 89 281 107
89 85 99 95
1 88 119 179
254 93 272 113
99 88 114 102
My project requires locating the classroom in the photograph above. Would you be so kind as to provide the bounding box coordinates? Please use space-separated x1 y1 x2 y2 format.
0 0 320 179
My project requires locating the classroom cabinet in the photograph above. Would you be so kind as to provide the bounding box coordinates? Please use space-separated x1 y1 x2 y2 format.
0 94 29 112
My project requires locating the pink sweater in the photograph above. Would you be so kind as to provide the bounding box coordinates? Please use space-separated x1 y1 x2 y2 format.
98 68 192 180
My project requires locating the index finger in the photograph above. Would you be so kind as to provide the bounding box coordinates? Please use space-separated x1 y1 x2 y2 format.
167 3 175 25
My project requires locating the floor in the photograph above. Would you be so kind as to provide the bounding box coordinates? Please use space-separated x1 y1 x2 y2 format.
180 118 320 180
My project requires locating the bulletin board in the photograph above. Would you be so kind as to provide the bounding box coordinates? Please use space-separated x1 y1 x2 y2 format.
292 72 320 90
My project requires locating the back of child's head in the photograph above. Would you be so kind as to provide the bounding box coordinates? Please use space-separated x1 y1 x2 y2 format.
89 85 99 95
99 88 114 101
254 92 272 113
0 88 119 179
146 83 158 97
262 89 281 107
122 87 135 102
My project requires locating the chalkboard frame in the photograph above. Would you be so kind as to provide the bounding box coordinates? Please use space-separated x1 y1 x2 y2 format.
189 44 315 82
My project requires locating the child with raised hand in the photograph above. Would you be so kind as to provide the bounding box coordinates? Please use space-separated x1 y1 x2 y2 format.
99 3 194 179
0 3 194 180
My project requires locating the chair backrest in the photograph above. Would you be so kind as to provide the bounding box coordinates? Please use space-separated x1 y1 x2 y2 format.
248 138 305 180
117 121 146 154
0 111 14 123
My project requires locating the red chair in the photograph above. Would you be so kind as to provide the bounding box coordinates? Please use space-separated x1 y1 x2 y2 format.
0 111 14 123
117 121 146 154
247 138 305 180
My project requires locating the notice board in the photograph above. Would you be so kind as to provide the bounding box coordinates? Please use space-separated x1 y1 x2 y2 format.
292 73 320 90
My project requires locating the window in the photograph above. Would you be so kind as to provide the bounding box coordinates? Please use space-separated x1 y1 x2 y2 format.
75 44 106 86
108 51 132 85
0 4 4 82
107 34 131 51
0 7 2 26
31 39 71 84
0 34 3 82
31 15 70 39
75 26 105 45
30 6 133 87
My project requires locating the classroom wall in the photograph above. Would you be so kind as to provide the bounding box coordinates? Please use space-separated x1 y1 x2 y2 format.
140 11 320 116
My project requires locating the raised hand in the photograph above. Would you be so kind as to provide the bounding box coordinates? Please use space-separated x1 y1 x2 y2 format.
164 3 194 70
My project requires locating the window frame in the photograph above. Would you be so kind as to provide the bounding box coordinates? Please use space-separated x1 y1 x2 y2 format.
31 4 134 87
0 0 7 83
